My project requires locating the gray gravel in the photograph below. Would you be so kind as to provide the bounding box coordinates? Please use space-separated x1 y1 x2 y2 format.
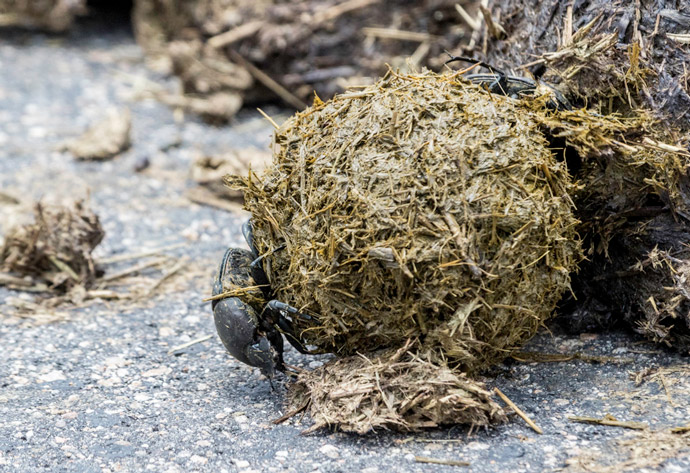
1 13 689 473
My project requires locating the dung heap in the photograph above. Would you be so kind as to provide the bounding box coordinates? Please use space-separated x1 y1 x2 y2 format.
133 0 467 120
290 340 508 434
0 0 86 31
234 70 582 372
228 69 583 431
538 105 690 350
0 201 104 292
473 0 690 350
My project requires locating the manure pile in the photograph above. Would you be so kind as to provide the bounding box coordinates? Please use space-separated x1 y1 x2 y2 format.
228 64 688 432
133 0 467 120
0 201 104 292
474 0 690 350
232 70 581 372
475 0 690 132
0 0 86 31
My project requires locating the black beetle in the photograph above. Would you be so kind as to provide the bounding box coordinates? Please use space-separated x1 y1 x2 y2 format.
211 221 313 378
445 55 572 111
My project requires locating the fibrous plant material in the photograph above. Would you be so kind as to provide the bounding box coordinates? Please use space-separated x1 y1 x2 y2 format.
60 108 132 161
133 0 468 120
568 215 690 350
472 0 689 131
232 70 581 373
290 342 507 434
187 148 273 212
0 0 86 32
228 68 584 431
539 102 690 350
0 201 104 291
469 0 690 351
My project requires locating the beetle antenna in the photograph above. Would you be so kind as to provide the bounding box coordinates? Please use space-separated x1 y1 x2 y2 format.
443 53 507 77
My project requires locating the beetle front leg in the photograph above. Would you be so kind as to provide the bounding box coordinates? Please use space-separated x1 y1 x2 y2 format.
264 300 321 355
240 221 320 356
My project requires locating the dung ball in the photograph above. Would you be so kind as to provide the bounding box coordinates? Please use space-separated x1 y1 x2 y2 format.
231 69 582 372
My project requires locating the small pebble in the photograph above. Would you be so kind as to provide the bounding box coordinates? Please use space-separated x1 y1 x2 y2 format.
319 444 339 459
134 156 150 172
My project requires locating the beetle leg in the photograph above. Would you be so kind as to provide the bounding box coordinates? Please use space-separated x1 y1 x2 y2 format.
242 220 282 298
241 220 269 296
242 221 258 258
266 300 313 321
263 300 322 355
276 317 316 355
240 221 318 356
444 55 572 111
249 244 286 269
242 219 288 269
443 55 507 77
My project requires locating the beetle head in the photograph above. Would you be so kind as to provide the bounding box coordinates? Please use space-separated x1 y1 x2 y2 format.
246 336 280 378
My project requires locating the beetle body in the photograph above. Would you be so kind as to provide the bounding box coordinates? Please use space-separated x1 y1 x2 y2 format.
446 55 572 110
212 247 284 377
212 223 315 378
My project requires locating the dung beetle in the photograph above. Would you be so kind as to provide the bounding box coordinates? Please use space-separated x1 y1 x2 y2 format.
444 55 572 111
211 221 314 378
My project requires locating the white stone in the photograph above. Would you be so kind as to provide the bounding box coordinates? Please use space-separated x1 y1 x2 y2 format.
234 415 249 424
319 444 339 459
38 370 66 382
104 356 127 369
190 455 207 465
